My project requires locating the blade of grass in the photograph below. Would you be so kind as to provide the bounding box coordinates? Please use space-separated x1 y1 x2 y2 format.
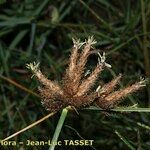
115 130 135 150
2 112 55 141
85 106 150 112
0 75 39 97
2 103 16 116
0 44 9 76
1 29 28 76
33 0 50 16
27 22 36 55
1 86 14 128
49 107 69 150
59 1 77 22
107 32 150 55
0 28 12 37
79 0 117 35
137 122 150 130
0 17 32 27
9 30 28 50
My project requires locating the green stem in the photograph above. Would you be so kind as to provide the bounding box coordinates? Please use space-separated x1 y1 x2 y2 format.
85 106 150 112
49 107 69 150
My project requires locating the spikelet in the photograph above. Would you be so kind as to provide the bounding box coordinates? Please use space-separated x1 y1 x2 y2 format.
99 74 122 96
67 38 84 79
76 65 103 97
78 36 96 70
26 62 63 95
96 78 146 109
72 37 97 90
63 38 84 94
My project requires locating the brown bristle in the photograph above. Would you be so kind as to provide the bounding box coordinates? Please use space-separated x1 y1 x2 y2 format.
96 79 146 109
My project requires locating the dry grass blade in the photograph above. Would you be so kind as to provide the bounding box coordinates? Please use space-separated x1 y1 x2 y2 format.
0 74 39 97
2 112 56 141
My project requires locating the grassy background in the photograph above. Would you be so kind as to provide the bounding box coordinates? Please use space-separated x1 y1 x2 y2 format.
0 0 150 149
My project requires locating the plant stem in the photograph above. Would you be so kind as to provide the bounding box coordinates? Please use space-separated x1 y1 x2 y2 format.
85 106 150 112
2 112 55 141
141 0 150 105
49 107 69 150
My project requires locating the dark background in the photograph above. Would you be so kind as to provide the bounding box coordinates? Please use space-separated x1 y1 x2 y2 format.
0 0 150 149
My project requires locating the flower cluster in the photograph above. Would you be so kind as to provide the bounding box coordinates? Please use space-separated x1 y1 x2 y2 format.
27 37 146 112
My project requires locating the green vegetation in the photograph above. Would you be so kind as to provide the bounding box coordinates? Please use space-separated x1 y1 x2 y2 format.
0 0 150 149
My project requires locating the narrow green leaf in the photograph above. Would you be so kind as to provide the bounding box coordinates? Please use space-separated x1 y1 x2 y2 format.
85 106 150 112
9 30 28 50
27 22 36 55
115 130 135 150
137 122 150 130
0 18 31 27
33 0 50 16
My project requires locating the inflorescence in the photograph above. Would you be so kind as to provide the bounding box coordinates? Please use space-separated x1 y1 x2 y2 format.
27 37 146 112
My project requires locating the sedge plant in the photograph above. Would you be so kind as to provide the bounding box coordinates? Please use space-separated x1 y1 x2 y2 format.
26 37 147 150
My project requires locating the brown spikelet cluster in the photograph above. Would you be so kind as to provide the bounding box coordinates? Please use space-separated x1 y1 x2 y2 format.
27 37 146 112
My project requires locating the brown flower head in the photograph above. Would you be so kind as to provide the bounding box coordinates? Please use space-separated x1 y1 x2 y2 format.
27 37 146 112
